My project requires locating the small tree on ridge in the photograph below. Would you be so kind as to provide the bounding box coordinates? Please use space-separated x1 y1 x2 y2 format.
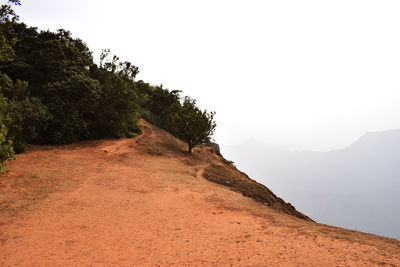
175 97 216 153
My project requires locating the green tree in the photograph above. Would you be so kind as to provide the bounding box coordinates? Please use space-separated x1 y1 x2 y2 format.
0 0 21 23
90 49 141 138
141 84 181 134
3 25 104 144
0 0 20 171
0 0 21 67
0 73 50 151
0 93 14 173
175 97 216 153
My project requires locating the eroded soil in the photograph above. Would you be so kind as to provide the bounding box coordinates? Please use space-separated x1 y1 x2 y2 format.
1 121 399 266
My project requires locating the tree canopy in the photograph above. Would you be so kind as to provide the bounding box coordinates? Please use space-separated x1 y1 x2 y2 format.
174 97 216 153
0 1 217 171
0 0 20 170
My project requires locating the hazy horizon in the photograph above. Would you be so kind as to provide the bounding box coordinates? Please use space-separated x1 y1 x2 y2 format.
13 0 400 151
222 128 400 239
222 128 400 152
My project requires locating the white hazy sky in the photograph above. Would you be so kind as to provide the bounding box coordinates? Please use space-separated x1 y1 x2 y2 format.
13 0 400 151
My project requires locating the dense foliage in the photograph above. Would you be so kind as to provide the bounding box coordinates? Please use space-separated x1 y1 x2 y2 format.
0 0 20 171
0 0 216 171
174 97 216 153
0 93 15 173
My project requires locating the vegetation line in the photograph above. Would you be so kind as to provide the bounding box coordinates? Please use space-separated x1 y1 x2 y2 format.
0 0 216 172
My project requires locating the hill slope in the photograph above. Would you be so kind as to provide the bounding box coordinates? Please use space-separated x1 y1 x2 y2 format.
1 121 399 266
222 129 400 239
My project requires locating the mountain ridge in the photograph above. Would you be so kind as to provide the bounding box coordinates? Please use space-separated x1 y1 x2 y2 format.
1 120 399 265
221 128 400 239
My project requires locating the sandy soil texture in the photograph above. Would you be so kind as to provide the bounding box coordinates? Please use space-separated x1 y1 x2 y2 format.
1 121 399 266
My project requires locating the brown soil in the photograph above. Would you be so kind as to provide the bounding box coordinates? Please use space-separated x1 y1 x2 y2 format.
1 120 399 266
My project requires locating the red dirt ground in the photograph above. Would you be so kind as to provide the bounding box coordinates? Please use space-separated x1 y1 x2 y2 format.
1 121 399 266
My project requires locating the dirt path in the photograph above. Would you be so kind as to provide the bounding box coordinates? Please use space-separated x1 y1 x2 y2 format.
1 121 399 266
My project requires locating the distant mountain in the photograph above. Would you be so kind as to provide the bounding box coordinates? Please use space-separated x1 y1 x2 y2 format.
221 129 400 240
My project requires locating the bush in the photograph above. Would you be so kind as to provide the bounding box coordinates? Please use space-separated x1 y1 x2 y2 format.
174 97 216 153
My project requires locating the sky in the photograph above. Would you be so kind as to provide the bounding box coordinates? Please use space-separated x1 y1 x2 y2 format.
13 0 400 151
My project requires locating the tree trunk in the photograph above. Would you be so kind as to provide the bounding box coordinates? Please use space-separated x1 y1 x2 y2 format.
188 144 192 153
